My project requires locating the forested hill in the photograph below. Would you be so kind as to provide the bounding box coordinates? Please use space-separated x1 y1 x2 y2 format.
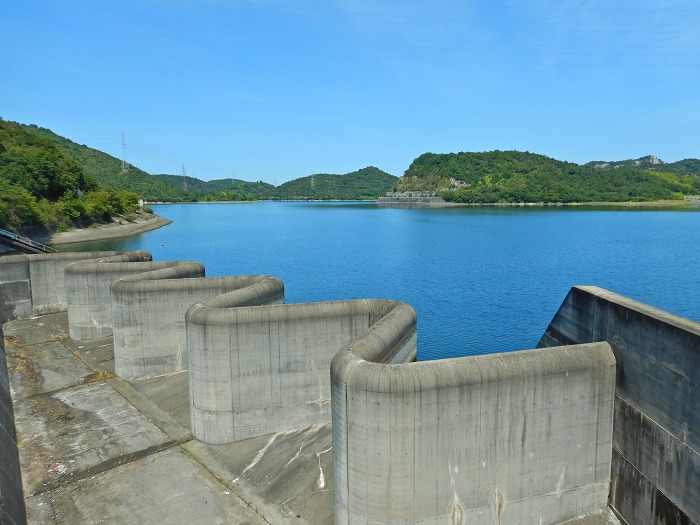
0 119 141 228
20 124 183 202
18 122 395 202
585 155 700 176
155 167 397 201
396 151 700 204
153 174 274 201
8 119 699 213
271 167 397 200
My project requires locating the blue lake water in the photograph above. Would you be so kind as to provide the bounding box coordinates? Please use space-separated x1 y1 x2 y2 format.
72 202 700 361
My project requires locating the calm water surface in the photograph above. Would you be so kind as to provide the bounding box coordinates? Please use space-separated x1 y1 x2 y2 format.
73 202 700 361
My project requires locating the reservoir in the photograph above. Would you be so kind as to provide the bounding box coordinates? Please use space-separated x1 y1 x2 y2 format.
72 202 700 361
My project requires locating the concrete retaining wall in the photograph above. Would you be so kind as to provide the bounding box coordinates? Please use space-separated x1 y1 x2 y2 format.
538 286 700 525
0 252 127 322
331 302 616 525
186 299 412 444
64 252 189 341
113 274 284 379
0 323 26 525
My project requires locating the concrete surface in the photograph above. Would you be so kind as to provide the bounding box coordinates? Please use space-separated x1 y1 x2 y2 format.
6 311 334 525
112 274 283 379
0 252 129 322
187 299 414 445
539 286 700 525
6 310 623 525
2 251 654 525
331 302 616 525
25 448 264 525
65 253 194 341
0 322 25 525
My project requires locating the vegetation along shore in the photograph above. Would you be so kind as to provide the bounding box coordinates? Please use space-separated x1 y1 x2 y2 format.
1 117 699 238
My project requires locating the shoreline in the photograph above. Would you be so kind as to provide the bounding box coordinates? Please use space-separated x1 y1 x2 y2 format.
39 196 699 248
451 199 700 208
150 198 700 207
49 215 172 246
381 199 700 209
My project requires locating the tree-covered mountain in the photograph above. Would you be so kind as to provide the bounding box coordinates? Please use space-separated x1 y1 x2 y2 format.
153 174 273 201
270 167 396 200
585 155 700 176
206 178 276 199
19 124 183 202
9 119 699 212
395 150 700 204
155 167 396 201
0 119 141 228
18 123 394 202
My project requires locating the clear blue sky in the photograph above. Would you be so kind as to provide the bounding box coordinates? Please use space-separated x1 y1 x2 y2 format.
2 1 699 184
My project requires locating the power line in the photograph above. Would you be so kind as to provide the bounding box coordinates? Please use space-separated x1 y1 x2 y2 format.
121 131 129 173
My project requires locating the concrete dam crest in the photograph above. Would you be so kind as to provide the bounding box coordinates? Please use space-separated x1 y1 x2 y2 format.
0 251 698 525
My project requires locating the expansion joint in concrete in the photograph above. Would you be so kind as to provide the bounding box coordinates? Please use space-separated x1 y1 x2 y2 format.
28 439 182 498
177 445 274 525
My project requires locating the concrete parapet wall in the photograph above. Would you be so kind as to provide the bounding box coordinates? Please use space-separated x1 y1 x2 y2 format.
0 324 26 525
0 251 127 323
539 286 700 525
64 252 190 341
187 299 412 444
113 274 284 379
332 321 616 524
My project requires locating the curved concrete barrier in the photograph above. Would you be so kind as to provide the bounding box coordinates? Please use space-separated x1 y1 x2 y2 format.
7 250 700 525
331 326 616 524
65 252 199 340
187 299 415 444
0 251 129 321
113 274 283 379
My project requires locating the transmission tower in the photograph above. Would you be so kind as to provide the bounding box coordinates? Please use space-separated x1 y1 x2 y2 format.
181 164 187 192
120 132 129 172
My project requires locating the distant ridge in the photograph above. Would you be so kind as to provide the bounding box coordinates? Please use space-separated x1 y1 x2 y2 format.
155 166 397 201
392 150 700 204
18 123 183 202
8 120 700 206
0 119 144 228
17 122 395 202
585 155 700 175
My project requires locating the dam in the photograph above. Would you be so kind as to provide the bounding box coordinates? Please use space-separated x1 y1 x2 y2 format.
0 251 698 524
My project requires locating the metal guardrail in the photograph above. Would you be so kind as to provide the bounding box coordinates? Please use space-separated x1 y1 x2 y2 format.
0 228 56 253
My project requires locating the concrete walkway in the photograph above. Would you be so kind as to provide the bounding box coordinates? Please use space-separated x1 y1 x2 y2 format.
5 312 621 524
5 312 333 525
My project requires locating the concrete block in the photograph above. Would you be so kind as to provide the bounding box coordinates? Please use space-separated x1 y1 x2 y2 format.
65 252 186 341
0 252 131 323
113 274 283 379
539 286 700 524
187 299 404 444
333 321 615 525
0 255 30 322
